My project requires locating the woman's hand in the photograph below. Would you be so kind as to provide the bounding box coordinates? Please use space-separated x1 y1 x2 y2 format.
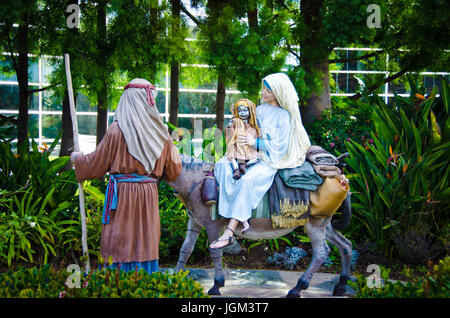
237 132 256 147
70 151 83 164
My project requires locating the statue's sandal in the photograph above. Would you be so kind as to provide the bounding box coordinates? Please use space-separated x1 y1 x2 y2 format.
209 227 235 249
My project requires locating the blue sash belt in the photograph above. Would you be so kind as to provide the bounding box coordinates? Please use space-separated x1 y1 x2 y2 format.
102 173 158 224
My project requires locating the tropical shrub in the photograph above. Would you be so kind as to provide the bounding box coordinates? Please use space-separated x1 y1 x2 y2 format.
0 135 78 204
0 134 104 266
58 180 105 260
0 264 208 298
344 76 450 259
0 187 73 266
350 256 450 298
305 96 374 155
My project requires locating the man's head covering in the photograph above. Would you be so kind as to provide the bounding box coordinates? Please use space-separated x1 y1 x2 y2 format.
262 73 311 169
114 78 170 174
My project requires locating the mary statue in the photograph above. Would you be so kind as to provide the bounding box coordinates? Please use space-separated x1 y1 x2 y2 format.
210 73 311 249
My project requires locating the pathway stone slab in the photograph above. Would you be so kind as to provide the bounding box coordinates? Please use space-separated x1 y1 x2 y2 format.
162 268 355 298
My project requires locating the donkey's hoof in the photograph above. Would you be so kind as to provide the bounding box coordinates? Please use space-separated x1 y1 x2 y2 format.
208 285 221 296
286 288 301 298
332 285 346 296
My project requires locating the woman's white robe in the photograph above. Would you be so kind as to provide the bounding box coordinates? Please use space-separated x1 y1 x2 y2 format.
214 103 291 222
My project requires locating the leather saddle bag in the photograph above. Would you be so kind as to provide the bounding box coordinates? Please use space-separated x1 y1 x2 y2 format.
201 170 218 205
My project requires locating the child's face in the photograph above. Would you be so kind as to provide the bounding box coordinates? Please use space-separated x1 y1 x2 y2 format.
236 105 250 120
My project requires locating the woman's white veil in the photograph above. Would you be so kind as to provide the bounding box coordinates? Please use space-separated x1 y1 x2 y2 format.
262 73 311 169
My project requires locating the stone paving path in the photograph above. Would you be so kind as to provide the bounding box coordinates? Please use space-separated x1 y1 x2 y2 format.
163 268 355 298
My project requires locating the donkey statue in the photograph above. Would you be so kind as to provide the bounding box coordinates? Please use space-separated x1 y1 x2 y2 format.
163 154 353 298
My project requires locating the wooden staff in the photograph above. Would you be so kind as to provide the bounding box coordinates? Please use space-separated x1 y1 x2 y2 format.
64 53 90 272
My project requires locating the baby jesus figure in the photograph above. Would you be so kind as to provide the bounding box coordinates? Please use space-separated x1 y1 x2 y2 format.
226 99 260 180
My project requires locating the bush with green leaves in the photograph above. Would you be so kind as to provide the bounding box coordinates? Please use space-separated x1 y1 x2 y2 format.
305 96 374 155
350 256 450 298
344 76 449 258
0 134 78 204
0 134 104 266
0 187 72 266
57 180 105 260
0 264 208 298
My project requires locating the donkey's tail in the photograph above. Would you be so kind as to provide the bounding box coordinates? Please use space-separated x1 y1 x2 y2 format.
331 192 352 231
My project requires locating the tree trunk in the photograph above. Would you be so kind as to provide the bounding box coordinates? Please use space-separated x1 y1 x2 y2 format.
301 57 331 123
17 22 29 152
247 1 258 30
215 75 226 132
169 0 181 129
96 85 108 145
96 0 108 145
60 91 76 170
169 61 180 129
299 0 331 123
60 0 79 167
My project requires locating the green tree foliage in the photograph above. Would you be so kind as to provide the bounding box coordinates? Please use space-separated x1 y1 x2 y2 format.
0 0 62 149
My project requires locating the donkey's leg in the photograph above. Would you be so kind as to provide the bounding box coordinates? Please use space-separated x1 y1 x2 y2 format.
175 215 202 271
325 223 353 296
287 217 331 298
205 222 225 296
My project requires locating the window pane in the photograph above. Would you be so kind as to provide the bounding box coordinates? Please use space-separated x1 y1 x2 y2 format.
43 89 62 111
0 84 18 110
179 91 216 114
76 93 96 112
29 58 39 83
28 114 39 139
42 114 62 139
29 85 39 111
0 84 39 110
108 114 115 126
155 90 166 113
178 91 246 115
41 57 55 84
79 134 97 154
332 49 388 72
423 75 437 95
0 57 17 81
388 79 409 94
77 114 97 136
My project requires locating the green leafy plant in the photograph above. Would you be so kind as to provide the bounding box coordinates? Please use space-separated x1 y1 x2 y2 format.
0 132 104 266
58 180 105 260
0 265 208 298
344 76 450 257
305 96 374 155
158 181 209 262
0 187 70 266
350 256 450 298
0 132 78 209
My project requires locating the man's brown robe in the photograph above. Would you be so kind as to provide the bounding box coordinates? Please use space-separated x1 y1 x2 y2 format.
74 122 181 263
